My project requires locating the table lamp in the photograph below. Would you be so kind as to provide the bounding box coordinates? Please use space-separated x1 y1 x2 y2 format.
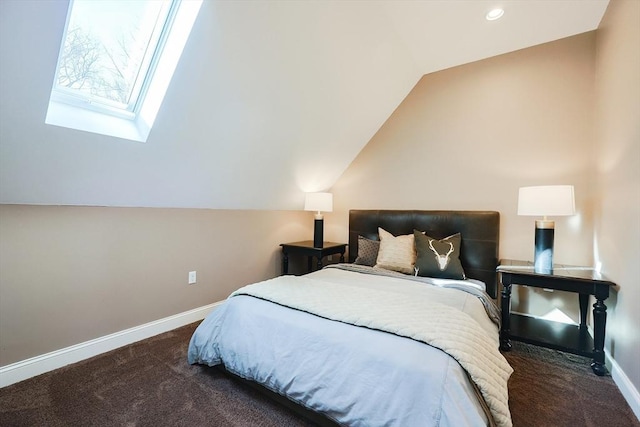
517 185 575 273
304 192 333 248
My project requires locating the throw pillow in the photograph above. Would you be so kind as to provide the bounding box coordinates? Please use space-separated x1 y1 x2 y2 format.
354 236 380 267
414 230 466 279
375 227 415 274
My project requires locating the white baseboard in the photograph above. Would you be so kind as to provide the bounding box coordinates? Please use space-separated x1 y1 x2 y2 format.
607 351 640 421
0 301 223 388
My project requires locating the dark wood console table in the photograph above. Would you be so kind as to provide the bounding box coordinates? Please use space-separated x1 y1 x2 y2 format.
280 241 347 275
498 259 616 376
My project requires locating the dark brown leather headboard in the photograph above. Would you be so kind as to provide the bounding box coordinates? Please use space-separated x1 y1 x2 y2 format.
349 210 500 298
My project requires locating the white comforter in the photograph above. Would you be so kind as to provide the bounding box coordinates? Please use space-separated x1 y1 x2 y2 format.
189 267 513 426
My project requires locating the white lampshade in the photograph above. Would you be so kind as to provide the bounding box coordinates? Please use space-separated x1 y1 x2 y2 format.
304 192 333 213
517 185 575 217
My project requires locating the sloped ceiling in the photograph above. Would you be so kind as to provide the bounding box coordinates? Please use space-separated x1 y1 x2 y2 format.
0 0 608 209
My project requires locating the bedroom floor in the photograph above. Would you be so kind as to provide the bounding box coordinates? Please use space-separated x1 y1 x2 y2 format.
1 322 638 427
503 341 638 427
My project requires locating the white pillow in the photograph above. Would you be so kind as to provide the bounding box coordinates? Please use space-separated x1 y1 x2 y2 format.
375 227 416 274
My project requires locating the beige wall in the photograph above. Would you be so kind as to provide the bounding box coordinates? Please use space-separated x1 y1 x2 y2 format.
330 32 597 319
0 205 310 366
594 0 640 400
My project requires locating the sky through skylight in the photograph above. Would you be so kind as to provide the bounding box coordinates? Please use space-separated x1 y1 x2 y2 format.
55 0 172 111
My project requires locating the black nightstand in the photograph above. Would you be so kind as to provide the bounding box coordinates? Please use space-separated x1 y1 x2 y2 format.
280 241 347 275
498 259 616 376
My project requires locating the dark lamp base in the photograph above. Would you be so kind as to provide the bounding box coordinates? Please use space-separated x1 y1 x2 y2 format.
313 219 323 248
534 226 554 273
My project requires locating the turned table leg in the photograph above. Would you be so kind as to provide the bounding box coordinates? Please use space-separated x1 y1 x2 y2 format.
591 297 608 376
500 279 512 351
579 293 589 330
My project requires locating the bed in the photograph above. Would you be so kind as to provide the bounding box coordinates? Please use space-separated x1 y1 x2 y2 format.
188 210 512 427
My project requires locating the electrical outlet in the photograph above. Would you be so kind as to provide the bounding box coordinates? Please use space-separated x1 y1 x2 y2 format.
188 271 197 285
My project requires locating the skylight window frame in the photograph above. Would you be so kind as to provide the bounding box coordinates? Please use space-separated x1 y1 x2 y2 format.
128 1 180 116
49 0 180 120
50 86 136 120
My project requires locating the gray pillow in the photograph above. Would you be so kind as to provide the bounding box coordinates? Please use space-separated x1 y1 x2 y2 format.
414 230 466 279
354 236 380 267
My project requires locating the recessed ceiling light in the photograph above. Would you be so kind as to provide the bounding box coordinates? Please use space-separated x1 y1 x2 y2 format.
486 8 504 21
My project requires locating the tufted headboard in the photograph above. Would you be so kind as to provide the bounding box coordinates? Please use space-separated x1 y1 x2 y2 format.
348 210 500 298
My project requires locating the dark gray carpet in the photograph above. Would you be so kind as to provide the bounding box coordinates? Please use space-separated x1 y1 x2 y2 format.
503 341 639 427
0 322 638 426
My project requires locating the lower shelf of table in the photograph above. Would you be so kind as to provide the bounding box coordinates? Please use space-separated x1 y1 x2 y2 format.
508 314 595 358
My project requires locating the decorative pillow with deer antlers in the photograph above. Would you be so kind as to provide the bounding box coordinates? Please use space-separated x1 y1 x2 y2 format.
413 230 466 280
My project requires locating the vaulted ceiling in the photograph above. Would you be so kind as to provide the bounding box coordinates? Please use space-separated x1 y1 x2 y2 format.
0 0 609 209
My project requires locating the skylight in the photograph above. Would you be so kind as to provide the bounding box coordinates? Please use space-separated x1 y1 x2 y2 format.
46 0 202 142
